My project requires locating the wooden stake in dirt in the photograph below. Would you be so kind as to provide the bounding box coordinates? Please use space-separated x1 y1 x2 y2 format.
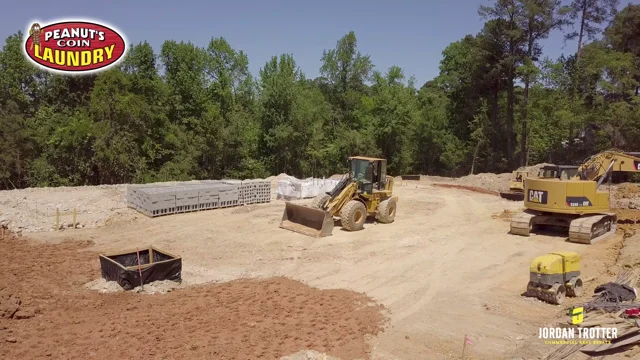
72 208 77 229
55 208 60 230
136 247 143 290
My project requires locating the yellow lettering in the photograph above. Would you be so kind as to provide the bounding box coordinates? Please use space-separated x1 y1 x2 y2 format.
81 51 91 66
54 49 65 66
34 44 42 59
104 44 114 59
42 47 53 63
67 51 79 67
93 48 104 64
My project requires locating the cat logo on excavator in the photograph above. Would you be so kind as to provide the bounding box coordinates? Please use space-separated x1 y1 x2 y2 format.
528 190 547 204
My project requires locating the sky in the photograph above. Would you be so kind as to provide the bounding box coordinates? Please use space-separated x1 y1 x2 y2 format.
1 0 639 87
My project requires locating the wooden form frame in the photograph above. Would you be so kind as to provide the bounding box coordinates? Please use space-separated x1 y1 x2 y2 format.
99 246 181 271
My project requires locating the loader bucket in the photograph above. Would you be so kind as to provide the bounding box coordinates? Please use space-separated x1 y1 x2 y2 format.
279 202 334 237
499 190 525 201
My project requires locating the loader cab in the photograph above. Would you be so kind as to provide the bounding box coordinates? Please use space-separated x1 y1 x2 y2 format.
349 156 387 194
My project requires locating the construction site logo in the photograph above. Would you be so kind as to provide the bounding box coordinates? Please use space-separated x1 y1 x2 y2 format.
528 189 547 204
569 306 584 325
539 325 617 345
23 19 126 74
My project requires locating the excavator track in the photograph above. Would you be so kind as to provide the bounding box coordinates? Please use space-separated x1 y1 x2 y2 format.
568 213 617 244
510 210 540 236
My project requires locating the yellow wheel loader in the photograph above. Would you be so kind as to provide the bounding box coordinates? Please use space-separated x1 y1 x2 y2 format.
526 252 583 305
511 150 640 244
279 156 398 237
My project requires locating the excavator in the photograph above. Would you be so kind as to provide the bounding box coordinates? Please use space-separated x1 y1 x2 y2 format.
510 150 640 244
279 156 398 237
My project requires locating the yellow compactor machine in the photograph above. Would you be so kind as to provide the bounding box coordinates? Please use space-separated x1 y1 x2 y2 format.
511 150 640 244
526 251 583 305
279 156 398 237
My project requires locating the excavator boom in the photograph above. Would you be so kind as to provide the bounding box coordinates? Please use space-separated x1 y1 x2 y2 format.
575 150 640 181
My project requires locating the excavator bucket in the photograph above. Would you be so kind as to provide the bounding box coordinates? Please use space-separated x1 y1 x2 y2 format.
279 202 334 237
499 190 525 201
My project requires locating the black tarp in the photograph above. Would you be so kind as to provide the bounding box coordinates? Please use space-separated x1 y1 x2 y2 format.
594 283 636 302
99 247 181 290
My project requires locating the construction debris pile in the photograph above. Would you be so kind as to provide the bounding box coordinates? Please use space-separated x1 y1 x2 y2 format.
546 270 640 359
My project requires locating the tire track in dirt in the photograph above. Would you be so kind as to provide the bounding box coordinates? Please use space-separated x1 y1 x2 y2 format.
388 189 490 321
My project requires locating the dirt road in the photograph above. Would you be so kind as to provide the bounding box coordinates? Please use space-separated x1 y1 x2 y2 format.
11 181 625 359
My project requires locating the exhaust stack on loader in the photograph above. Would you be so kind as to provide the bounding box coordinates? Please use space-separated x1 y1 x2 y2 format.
279 156 398 237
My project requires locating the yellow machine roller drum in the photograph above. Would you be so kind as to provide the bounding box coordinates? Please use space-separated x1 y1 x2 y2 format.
526 251 583 305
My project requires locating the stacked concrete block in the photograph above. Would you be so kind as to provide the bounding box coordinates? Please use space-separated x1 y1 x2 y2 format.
239 179 258 205
126 178 268 218
258 180 271 203
175 186 200 213
245 179 271 204
131 187 177 217
218 181 240 207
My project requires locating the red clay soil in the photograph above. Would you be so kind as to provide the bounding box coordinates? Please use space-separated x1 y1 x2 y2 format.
0 233 388 360
431 183 500 196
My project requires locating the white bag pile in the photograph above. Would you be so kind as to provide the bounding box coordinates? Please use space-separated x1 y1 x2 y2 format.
277 175 342 200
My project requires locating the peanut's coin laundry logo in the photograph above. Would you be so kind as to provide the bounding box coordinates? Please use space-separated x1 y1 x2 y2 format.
23 19 126 74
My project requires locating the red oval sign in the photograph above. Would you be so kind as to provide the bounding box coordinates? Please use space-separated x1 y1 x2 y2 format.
24 21 126 73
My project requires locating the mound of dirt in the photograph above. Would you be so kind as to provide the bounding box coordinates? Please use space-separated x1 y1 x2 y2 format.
616 209 640 223
0 234 388 360
491 209 519 221
615 183 640 199
0 185 130 233
456 172 512 193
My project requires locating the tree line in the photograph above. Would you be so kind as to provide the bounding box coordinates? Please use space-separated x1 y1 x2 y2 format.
0 1 639 189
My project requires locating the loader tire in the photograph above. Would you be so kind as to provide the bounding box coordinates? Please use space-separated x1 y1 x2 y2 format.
340 200 367 231
311 193 331 210
376 198 397 224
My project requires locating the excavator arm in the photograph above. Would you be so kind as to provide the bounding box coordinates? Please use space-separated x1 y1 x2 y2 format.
575 150 640 182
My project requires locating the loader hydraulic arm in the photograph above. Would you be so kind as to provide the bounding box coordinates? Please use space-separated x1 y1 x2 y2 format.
325 181 358 217
574 150 640 182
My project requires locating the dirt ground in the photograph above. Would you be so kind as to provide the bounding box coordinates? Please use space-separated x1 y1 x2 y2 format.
2 180 637 359
0 233 387 360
